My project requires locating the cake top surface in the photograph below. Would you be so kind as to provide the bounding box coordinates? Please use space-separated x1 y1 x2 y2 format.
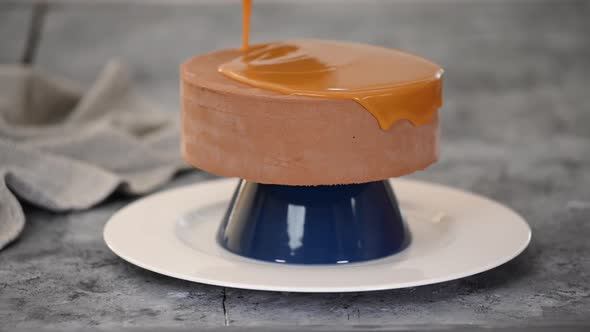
217 39 443 129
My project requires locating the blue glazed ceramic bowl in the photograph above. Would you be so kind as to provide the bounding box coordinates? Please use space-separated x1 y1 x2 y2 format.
217 179 410 265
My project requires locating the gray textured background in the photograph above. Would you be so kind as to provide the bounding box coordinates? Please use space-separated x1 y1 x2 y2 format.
1 0 589 329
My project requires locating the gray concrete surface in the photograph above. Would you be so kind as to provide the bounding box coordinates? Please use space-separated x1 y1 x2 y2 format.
0 4 32 63
1 0 589 329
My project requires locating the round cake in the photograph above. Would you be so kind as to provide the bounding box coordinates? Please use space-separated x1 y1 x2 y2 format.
181 49 440 185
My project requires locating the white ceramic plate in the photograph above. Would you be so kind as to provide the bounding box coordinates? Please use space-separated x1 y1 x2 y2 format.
104 178 531 293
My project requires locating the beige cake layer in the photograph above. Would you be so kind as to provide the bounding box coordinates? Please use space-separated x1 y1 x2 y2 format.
180 49 440 185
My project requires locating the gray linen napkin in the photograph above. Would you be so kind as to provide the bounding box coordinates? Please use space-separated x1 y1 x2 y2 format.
0 60 188 250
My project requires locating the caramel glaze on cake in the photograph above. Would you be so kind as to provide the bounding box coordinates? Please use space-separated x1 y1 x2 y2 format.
181 49 440 186
219 40 442 130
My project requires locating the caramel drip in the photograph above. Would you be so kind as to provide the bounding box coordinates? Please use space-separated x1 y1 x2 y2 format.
220 39 443 130
242 0 252 50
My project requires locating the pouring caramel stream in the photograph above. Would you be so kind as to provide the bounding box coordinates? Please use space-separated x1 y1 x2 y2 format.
224 4 442 130
241 0 252 50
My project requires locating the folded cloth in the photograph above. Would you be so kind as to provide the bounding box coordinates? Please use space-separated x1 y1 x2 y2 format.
0 60 188 250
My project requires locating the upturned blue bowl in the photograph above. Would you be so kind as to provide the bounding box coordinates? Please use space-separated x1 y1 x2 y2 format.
217 179 410 265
